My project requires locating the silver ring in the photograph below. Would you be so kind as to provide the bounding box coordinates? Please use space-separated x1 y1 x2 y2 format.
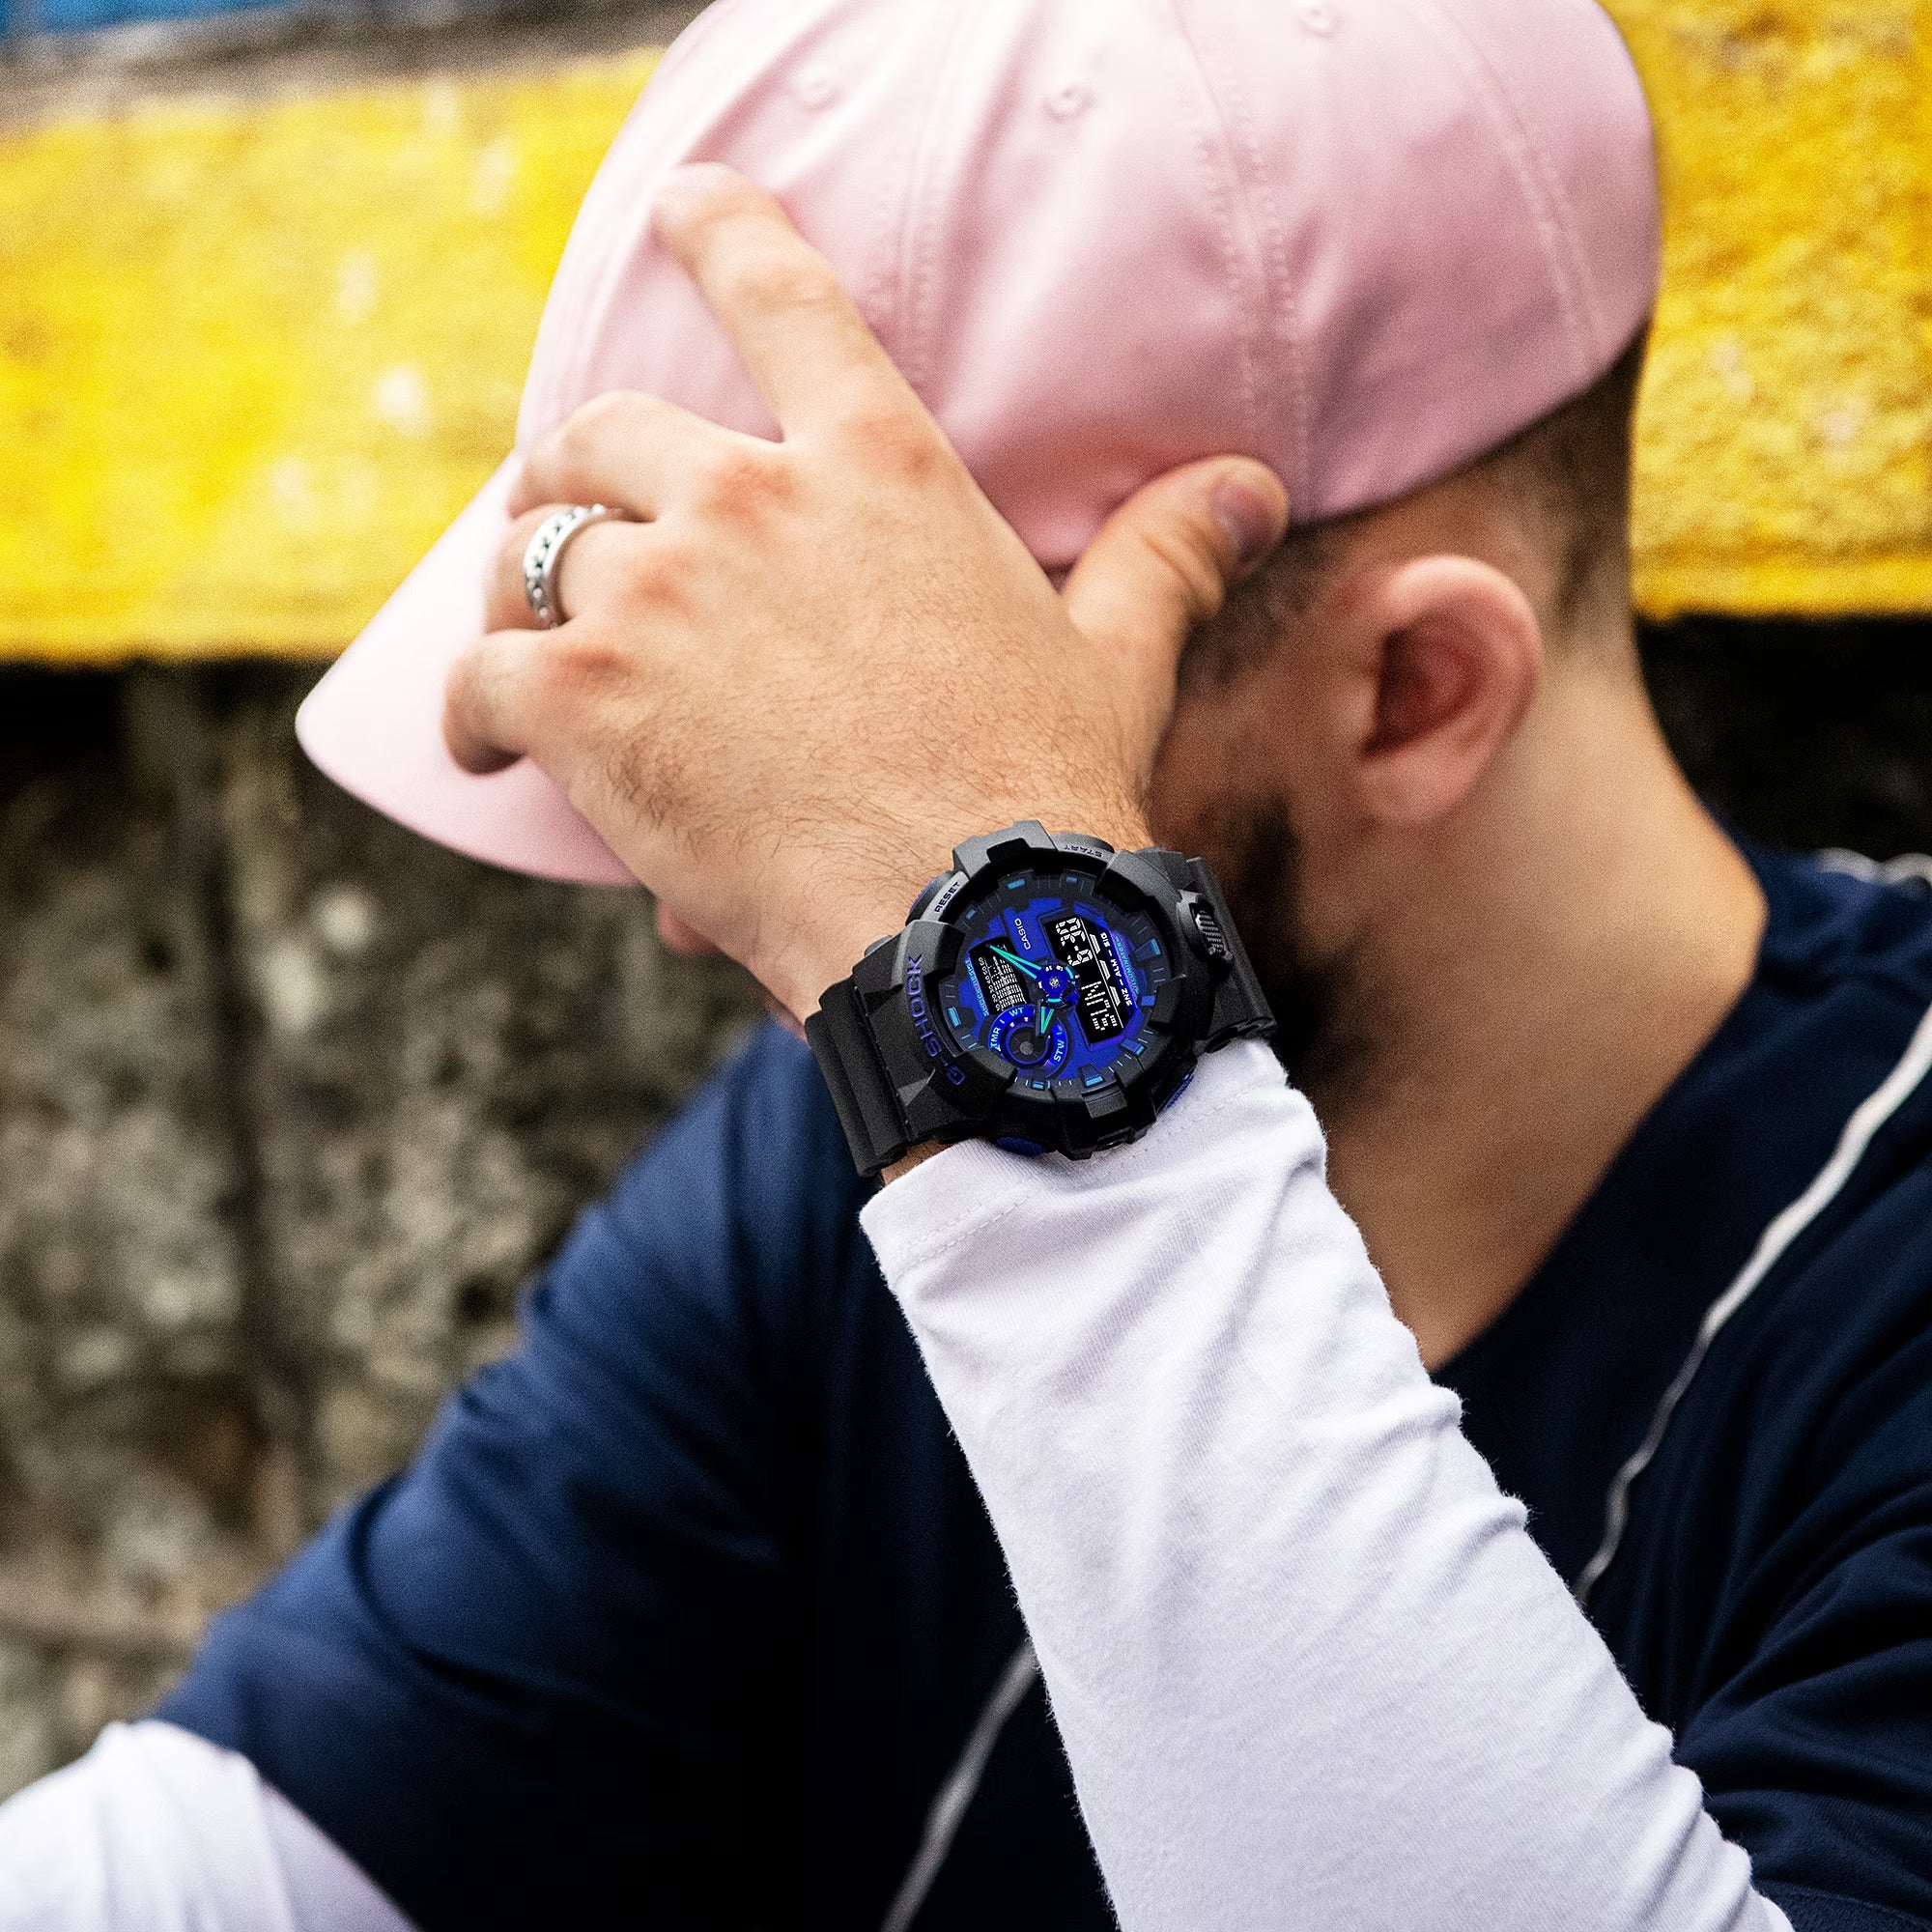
522 503 628 629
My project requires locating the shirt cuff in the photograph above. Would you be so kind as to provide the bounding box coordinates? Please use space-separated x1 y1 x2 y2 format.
859 1037 1293 1274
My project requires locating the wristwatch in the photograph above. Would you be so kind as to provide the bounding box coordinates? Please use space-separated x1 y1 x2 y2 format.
806 821 1273 1176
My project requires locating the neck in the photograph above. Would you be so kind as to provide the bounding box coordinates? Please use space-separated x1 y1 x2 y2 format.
1309 656 1767 1369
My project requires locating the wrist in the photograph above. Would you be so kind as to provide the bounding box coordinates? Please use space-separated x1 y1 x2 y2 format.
882 1140 947 1182
781 883 929 1023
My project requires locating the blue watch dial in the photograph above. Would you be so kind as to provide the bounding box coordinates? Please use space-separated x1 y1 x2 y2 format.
937 869 1172 1094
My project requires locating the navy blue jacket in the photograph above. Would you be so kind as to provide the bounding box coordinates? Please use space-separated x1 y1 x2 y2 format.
163 843 1932 1931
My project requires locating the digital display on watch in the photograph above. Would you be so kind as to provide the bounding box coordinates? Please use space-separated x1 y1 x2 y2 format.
1045 910 1131 1044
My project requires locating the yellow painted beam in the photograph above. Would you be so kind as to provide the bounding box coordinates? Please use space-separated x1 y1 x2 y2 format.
0 7 1927 661
0 50 661 660
1618 1 1932 618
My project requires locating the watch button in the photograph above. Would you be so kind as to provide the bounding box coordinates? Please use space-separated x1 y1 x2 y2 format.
1189 899 1232 960
906 870 961 922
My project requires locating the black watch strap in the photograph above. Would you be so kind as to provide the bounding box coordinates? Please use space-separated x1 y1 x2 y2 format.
806 967 914 1178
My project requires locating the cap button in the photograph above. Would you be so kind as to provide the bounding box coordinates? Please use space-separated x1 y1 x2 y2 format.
792 64 839 110
1045 78 1093 121
1296 1 1337 34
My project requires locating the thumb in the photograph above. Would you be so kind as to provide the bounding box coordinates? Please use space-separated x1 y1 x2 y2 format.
1061 457 1288 670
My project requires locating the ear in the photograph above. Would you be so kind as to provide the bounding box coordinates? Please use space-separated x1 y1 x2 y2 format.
1350 555 1543 828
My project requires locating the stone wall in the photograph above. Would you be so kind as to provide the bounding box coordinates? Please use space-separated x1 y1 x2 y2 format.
0 628 1929 1795
0 662 758 1791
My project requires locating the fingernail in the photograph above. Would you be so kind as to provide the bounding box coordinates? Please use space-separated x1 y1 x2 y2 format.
1212 469 1288 571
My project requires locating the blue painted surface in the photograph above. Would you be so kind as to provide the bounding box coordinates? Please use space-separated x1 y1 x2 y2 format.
14 0 299 34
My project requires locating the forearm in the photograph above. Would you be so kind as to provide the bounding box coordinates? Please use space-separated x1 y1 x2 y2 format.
863 1042 1788 1932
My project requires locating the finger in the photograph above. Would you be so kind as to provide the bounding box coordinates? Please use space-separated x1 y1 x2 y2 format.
651 162 913 433
485 505 650 633
443 628 549 775
509 389 754 521
1062 458 1288 676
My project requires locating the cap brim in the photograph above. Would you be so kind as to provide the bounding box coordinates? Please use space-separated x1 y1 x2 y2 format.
295 459 636 888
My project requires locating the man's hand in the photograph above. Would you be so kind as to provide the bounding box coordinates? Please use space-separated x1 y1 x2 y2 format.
445 163 1286 1020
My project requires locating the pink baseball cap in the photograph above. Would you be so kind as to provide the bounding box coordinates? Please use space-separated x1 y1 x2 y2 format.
298 0 1660 887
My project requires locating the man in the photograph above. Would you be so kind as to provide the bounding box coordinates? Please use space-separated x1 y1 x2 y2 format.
5 0 1930 1927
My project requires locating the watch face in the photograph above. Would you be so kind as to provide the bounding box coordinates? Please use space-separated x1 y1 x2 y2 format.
937 867 1174 1094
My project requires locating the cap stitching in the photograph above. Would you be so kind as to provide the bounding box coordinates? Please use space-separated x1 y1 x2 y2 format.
1162 0 1306 509
541 0 761 441
1446 0 1612 363
890 4 981 400
1396 0 1606 379
1409 0 1602 372
859 14 928 389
